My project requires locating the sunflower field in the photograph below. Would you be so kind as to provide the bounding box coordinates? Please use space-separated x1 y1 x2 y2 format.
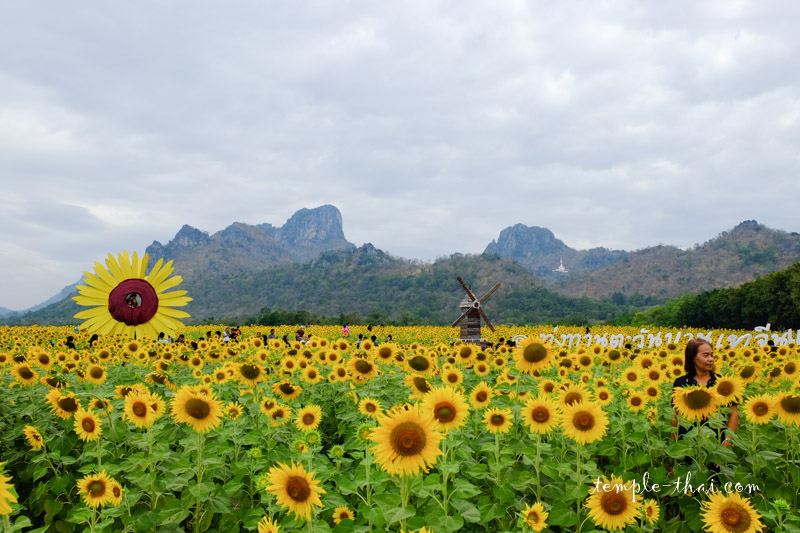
1 324 800 533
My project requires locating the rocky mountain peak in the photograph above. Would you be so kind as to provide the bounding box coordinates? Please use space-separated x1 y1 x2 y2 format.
485 224 568 258
277 205 347 248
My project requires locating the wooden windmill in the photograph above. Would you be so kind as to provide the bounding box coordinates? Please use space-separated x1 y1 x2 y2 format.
451 276 501 344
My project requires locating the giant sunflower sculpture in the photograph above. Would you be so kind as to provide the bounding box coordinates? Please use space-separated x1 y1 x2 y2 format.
73 251 191 339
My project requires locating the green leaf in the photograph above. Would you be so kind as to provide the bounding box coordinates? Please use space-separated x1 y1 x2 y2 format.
383 504 416 525
450 498 481 523
665 440 693 459
492 482 515 504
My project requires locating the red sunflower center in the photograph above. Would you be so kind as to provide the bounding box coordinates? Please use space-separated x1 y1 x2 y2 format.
108 279 159 326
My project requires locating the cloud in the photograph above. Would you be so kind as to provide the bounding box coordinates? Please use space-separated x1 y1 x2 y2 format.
1 0 800 309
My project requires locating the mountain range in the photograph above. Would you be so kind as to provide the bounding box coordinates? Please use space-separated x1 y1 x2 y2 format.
3 205 799 326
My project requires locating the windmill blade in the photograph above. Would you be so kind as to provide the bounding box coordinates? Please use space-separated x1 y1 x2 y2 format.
478 307 495 332
457 276 477 301
451 307 472 328
479 283 501 303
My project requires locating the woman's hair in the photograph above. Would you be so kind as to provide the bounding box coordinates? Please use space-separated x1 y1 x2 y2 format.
684 338 712 375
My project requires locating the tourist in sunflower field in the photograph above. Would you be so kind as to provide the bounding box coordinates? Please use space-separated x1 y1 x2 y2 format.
671 338 739 445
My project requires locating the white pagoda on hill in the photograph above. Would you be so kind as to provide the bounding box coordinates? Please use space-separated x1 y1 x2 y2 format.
553 257 568 274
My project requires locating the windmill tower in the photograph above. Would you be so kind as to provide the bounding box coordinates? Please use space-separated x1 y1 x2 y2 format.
451 276 501 344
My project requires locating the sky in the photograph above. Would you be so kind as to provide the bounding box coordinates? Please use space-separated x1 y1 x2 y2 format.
2 1 800 310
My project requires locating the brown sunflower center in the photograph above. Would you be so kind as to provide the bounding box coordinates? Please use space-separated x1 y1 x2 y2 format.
390 421 427 456
522 343 548 363
240 364 260 380
59 397 78 413
88 480 106 496
526 510 540 523
82 417 96 432
720 502 751 531
685 389 712 410
459 347 473 359
38 354 51 365
302 414 316 425
626 372 638 382
532 406 550 423
378 347 392 359
413 377 430 393
279 383 295 395
752 402 769 416
408 356 430 372
608 350 621 361
544 382 555 393
285 475 311 502
649 371 660 380
717 381 734 396
740 366 755 379
780 395 800 414
354 360 373 374
490 414 505 426
475 391 488 402
18 367 34 380
365 403 376 412
600 491 627 515
132 401 148 418
185 398 211 420
631 397 642 407
446 373 458 383
579 356 591 366
434 402 456 423
564 392 583 406
89 367 104 379
573 411 595 431
599 391 609 400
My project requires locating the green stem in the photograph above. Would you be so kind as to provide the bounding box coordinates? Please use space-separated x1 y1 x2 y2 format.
364 446 372 533
400 475 410 533
534 433 542 499
3 515 11 533
576 442 583 533
96 437 102 468
193 432 206 533
441 437 450 515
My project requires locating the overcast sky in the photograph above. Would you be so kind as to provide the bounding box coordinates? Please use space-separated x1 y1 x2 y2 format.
2 1 800 310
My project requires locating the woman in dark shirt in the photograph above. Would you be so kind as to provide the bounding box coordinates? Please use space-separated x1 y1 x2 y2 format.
671 338 738 445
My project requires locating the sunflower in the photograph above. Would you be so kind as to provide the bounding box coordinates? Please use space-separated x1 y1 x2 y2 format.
483 407 514 434
46 389 82 419
539 379 558 396
743 394 775 425
23 425 44 450
441 367 464 387
266 461 326 521
77 470 115 508
0 463 18 516
85 364 108 385
560 401 609 444
225 402 243 420
74 408 103 442
348 356 380 382
358 398 382 418
700 492 765 533
301 366 323 385
643 498 660 525
420 386 470 433
595 386 614 406
672 386 718 422
295 405 323 432
406 354 437 376
775 393 800 425
715 376 745 407
12 362 38 385
73 251 191 339
273 381 303 401
170 385 223 433
621 368 641 387
270 405 292 428
257 515 281 533
370 404 443 477
124 392 157 428
626 393 648 413
513 339 556 374
522 396 560 435
107 480 123 507
332 505 355 525
558 382 592 408
585 475 641 531
520 501 548 532
405 374 433 400
237 362 266 386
